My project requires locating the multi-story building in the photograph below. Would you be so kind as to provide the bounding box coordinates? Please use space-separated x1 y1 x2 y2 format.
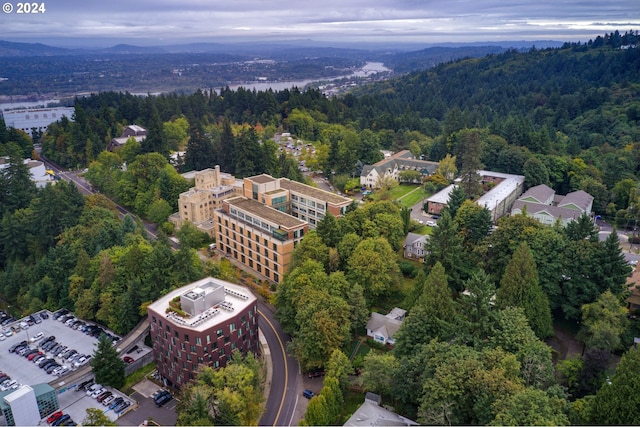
212 174 352 282
215 196 308 283
426 170 525 222
243 174 352 226
170 166 244 236
360 150 439 189
147 277 258 388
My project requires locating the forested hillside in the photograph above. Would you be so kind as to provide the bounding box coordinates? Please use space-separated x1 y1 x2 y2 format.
1 30 640 425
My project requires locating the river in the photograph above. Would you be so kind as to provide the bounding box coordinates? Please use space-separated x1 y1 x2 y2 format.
0 62 391 110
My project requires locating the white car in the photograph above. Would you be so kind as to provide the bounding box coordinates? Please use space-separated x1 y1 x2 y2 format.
91 387 107 399
86 383 102 396
29 332 44 342
425 220 437 227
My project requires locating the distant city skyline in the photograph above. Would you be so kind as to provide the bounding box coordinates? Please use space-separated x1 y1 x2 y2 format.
1 0 639 47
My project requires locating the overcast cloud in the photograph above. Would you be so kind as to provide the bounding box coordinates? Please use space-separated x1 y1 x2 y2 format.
1 0 639 46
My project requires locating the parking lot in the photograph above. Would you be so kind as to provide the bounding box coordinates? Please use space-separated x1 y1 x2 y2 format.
0 310 137 425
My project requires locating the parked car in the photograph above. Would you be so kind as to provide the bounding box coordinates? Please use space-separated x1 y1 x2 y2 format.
47 411 63 424
97 391 112 402
52 414 70 426
109 397 124 410
9 341 27 353
30 331 45 342
126 345 139 354
153 390 171 402
307 369 325 378
303 389 315 399
102 395 116 406
86 383 102 396
28 351 43 361
77 379 94 391
123 356 134 364
116 401 131 412
40 311 49 319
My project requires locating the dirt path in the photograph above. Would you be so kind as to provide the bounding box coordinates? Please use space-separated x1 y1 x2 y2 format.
546 323 583 363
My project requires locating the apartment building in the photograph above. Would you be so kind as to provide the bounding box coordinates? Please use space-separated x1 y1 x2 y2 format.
215 196 308 283
147 277 258 388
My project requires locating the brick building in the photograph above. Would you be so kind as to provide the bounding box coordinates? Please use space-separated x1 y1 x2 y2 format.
147 277 258 388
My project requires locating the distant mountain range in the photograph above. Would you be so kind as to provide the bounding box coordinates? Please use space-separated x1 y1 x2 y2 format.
0 39 564 58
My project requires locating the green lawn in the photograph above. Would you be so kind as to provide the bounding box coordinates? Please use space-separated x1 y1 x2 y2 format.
397 187 427 208
390 184 419 199
121 363 156 395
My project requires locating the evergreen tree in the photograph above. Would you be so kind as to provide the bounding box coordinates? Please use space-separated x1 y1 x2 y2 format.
496 241 553 339
142 105 169 157
588 347 640 425
218 118 236 174
184 120 216 171
565 212 598 241
90 334 126 388
0 144 36 215
597 230 632 295
456 130 484 199
315 213 341 248
424 210 468 292
394 262 455 357
444 184 467 219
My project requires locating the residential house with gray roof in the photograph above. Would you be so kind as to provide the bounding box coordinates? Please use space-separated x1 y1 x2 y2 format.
510 184 594 227
366 308 406 346
360 150 438 188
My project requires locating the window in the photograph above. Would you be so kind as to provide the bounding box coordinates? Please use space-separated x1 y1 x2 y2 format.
206 334 211 344
196 337 202 345
217 329 223 337
229 323 236 332
191 345 197 353
184 334 190 342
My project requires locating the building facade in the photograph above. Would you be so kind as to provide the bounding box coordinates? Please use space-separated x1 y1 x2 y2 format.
215 196 308 283
1 107 75 135
510 184 594 227
0 384 58 427
360 150 439 189
171 166 243 236
426 170 525 222
147 277 258 388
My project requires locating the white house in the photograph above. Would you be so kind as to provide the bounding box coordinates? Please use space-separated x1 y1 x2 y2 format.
511 184 594 227
360 150 438 189
366 308 406 346
403 232 429 261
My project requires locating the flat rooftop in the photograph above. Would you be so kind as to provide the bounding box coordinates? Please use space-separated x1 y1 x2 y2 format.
147 277 256 333
279 178 352 206
225 197 307 229
247 174 277 184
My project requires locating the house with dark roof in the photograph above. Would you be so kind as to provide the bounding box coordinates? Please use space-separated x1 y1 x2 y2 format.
366 308 406 346
510 184 594 227
107 125 147 151
360 150 438 189
403 232 429 261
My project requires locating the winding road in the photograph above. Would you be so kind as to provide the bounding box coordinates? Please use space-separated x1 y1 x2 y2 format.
39 155 302 426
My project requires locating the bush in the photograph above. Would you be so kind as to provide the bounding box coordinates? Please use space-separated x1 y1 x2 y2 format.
398 260 418 277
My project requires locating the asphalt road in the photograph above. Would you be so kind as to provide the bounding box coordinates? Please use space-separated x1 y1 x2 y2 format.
37 156 301 425
258 302 300 426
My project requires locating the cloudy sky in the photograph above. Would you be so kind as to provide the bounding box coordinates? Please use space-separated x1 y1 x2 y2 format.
2 0 639 46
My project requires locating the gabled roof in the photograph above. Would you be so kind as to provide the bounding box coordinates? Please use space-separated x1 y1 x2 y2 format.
558 190 593 212
361 150 438 178
344 399 419 426
511 200 583 221
519 184 555 204
404 232 428 247
366 312 403 340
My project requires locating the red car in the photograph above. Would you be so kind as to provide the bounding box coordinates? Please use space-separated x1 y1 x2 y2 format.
47 411 63 424
123 356 134 364
28 351 43 361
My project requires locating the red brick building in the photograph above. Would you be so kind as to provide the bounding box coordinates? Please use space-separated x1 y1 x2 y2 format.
147 277 258 388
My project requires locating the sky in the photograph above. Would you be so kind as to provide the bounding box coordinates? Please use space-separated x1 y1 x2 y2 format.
1 0 639 47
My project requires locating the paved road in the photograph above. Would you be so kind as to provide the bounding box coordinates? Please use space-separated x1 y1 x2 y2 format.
37 157 300 425
258 302 300 426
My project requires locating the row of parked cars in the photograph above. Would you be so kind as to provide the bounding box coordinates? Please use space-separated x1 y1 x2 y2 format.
53 309 120 343
0 371 19 392
46 411 76 426
77 379 132 413
8 334 92 376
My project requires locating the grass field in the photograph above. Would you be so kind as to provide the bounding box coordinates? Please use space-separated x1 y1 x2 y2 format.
122 362 156 395
397 187 427 208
